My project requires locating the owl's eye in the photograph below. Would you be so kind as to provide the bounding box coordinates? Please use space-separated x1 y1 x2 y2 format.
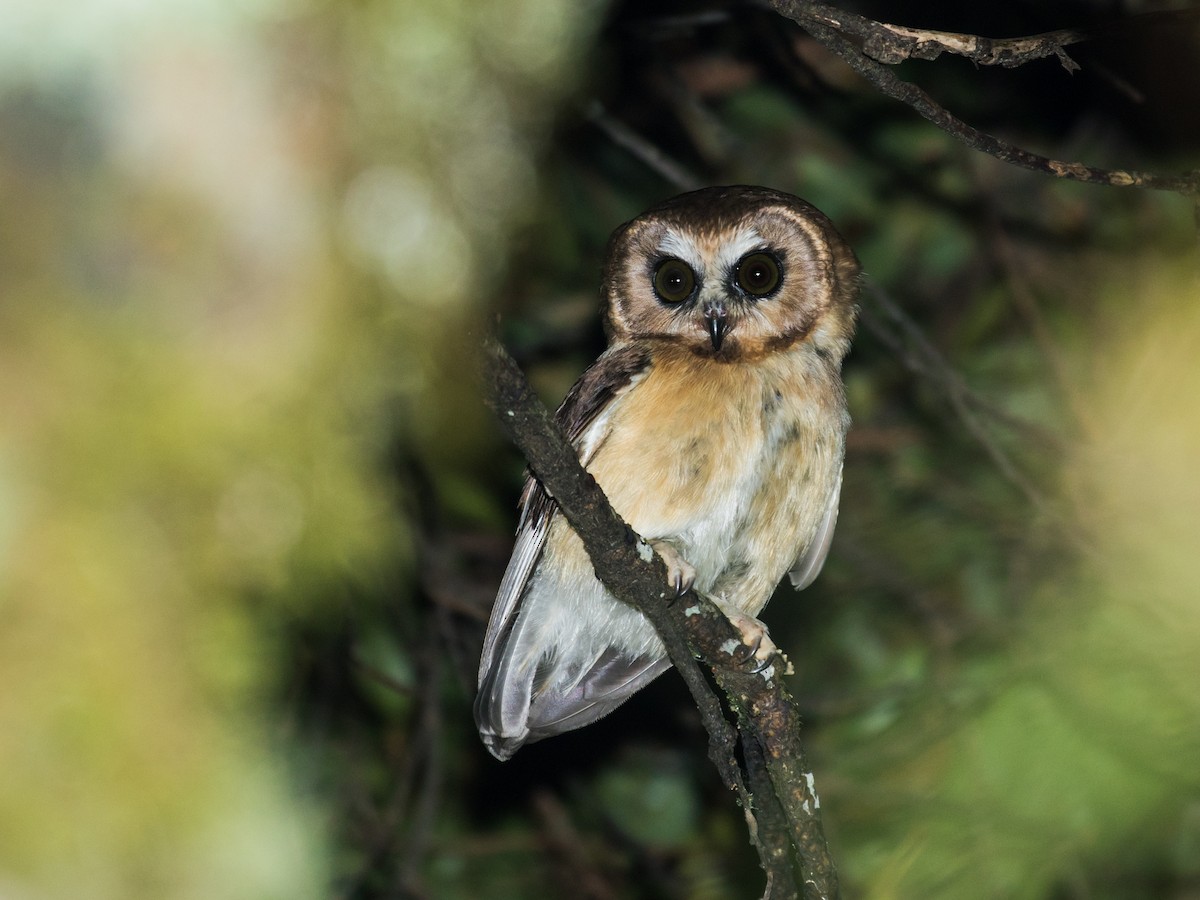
736 252 781 296
652 258 697 303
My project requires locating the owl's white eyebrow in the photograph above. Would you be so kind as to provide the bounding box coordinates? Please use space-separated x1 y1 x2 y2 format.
714 228 764 274
657 231 703 270
657 227 766 275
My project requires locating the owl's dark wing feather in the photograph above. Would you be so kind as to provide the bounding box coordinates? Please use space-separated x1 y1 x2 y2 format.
525 650 671 736
475 344 652 759
557 343 653 447
788 464 841 590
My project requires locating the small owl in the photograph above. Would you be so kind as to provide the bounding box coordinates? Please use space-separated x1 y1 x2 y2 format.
476 185 859 760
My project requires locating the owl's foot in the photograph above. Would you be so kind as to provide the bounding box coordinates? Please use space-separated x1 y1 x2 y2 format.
726 612 794 676
650 540 696 597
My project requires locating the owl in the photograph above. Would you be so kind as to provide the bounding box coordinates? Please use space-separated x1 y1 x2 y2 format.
476 185 859 761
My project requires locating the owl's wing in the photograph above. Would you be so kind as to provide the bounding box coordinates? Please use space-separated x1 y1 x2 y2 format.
523 649 671 737
788 464 842 590
476 345 652 758
556 343 653 457
474 476 554 688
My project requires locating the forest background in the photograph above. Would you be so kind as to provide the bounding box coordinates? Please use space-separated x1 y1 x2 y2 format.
1 0 1198 897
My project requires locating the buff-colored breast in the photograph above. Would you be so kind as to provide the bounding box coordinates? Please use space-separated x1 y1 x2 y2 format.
577 340 846 616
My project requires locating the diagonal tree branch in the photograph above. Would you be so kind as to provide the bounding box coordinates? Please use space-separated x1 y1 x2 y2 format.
766 0 1200 197
482 335 839 900
586 102 704 191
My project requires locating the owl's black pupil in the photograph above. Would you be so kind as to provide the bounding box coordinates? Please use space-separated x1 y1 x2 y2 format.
654 259 695 302
738 253 780 296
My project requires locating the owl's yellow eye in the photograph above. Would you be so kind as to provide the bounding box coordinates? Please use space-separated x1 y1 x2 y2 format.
736 252 781 296
653 258 696 303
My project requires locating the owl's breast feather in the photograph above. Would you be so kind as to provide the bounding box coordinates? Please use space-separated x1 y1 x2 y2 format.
584 342 845 608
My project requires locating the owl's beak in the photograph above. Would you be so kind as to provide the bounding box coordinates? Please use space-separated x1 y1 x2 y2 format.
703 302 728 351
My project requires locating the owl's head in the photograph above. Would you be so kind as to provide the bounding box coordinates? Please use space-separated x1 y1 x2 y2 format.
601 186 859 362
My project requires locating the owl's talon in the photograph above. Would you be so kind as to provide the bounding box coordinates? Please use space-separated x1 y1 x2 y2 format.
726 612 791 675
650 540 696 597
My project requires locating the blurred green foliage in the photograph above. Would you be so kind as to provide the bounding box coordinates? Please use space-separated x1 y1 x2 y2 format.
1 0 1198 898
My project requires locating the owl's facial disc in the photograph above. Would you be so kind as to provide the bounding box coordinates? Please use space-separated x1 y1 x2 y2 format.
602 187 860 364
655 226 778 353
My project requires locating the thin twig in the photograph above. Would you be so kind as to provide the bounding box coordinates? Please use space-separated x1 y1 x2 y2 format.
532 791 621 900
979 205 1094 439
859 278 1062 453
336 639 443 899
351 651 417 698
395 644 445 894
585 102 703 191
859 280 1049 505
859 279 1098 558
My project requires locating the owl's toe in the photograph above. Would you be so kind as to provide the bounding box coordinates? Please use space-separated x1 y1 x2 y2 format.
726 612 793 676
650 539 696 596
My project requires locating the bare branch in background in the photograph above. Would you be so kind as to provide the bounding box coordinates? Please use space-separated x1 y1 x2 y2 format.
586 103 703 192
858 279 1097 557
766 0 1200 197
767 0 1093 69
